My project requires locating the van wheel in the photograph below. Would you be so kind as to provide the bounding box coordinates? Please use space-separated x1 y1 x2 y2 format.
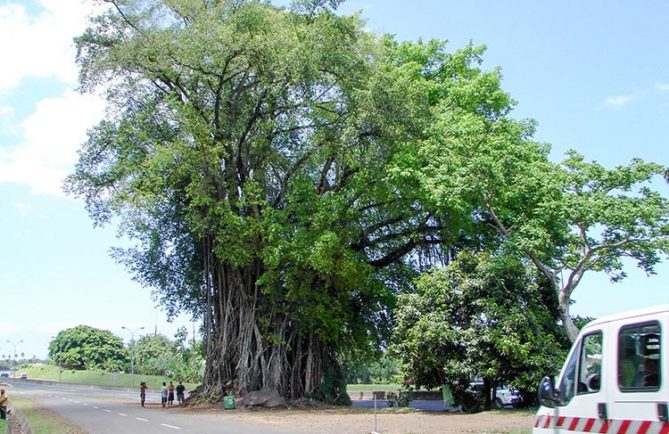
494 398 504 409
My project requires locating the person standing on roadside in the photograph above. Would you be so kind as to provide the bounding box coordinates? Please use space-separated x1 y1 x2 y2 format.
167 381 176 406
140 381 148 407
160 382 168 408
0 389 8 419
176 381 185 406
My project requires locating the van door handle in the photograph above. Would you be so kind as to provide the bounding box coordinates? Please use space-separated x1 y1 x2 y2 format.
597 402 608 419
658 403 668 422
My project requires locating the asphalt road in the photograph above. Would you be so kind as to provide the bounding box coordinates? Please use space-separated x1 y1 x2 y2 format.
4 381 290 434
351 399 448 412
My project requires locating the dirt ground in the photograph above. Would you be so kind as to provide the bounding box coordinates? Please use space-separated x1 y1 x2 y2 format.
195 406 535 434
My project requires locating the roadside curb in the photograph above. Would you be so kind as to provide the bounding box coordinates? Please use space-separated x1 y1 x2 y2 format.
7 403 32 434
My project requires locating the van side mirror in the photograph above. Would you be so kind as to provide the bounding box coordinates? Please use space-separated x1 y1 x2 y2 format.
538 376 558 408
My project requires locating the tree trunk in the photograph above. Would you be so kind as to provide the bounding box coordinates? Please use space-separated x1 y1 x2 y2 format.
482 377 493 411
559 289 580 343
190 253 329 403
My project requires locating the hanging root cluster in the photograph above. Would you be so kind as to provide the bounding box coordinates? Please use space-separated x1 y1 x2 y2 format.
186 245 349 405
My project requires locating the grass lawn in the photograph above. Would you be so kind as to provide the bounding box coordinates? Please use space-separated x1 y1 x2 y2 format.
22 366 421 394
345 384 436 392
346 383 404 392
22 365 200 391
9 395 85 434
0 418 6 433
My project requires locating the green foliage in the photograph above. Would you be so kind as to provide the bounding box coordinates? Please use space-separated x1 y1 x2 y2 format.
23 364 199 390
392 251 568 396
344 353 400 384
403 69 669 339
573 315 596 330
67 0 491 398
314 357 351 406
387 384 413 408
133 329 203 382
63 0 669 401
49 325 129 372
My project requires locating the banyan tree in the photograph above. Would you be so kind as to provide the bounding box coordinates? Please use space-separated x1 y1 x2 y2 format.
67 0 513 401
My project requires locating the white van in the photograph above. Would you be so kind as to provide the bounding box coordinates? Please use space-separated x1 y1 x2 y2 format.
534 304 667 433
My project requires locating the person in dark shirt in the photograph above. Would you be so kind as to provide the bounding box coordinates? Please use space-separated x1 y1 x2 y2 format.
0 389 8 419
176 381 186 405
139 381 148 407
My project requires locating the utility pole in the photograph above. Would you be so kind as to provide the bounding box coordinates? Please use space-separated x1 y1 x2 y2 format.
121 326 145 387
6 340 23 378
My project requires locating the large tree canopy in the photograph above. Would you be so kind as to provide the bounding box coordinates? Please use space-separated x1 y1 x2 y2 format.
66 0 472 401
49 325 129 371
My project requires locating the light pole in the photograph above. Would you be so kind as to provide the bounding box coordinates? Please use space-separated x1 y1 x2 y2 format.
121 326 144 387
51 336 63 382
6 340 23 378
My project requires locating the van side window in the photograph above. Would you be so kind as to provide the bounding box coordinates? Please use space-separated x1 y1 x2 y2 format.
557 331 602 404
618 322 661 392
577 332 603 395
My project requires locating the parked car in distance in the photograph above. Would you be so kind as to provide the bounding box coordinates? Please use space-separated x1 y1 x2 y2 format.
0 373 8 378
468 382 523 409
495 385 522 408
19 373 27 379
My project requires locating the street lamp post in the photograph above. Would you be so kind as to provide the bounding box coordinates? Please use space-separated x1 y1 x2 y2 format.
6 340 23 378
121 326 144 387
51 336 63 382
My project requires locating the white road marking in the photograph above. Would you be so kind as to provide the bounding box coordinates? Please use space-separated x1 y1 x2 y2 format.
104 409 112 413
93 406 99 409
119 412 127 416
160 423 180 430
136 417 148 422
82 403 89 406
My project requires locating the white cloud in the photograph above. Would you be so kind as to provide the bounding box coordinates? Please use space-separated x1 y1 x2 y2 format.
0 0 98 94
11 201 34 216
0 92 105 196
0 105 17 135
656 82 669 92
604 94 635 107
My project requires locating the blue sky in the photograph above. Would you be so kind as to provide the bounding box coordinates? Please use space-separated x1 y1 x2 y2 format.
1 0 668 359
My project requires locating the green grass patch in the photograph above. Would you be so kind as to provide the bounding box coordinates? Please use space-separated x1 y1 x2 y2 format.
346 383 404 392
22 364 200 390
505 428 532 434
0 418 7 433
345 384 435 392
9 395 85 434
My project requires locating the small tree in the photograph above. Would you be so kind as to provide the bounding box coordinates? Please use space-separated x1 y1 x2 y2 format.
392 250 567 410
409 91 669 341
134 334 174 376
134 329 204 382
49 325 129 371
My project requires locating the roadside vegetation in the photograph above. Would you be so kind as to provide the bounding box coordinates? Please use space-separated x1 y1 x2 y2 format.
46 324 203 387
22 365 199 391
8 395 85 434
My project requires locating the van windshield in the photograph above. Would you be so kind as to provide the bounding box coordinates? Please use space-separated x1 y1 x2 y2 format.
557 331 602 404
